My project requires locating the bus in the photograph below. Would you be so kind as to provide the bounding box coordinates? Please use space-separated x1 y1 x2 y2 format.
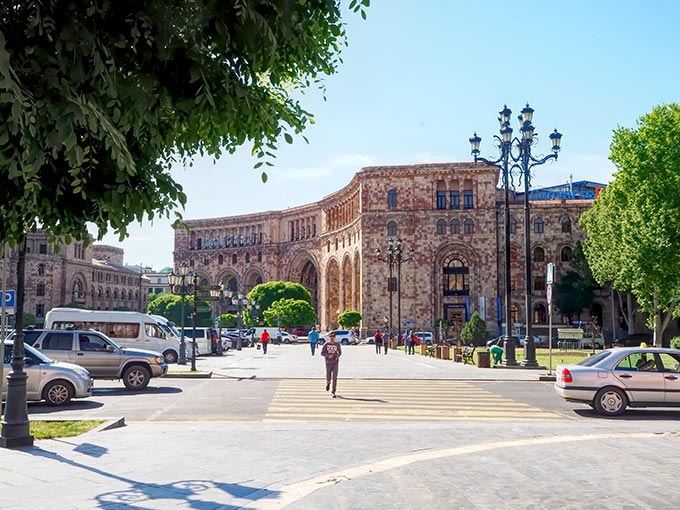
44 308 181 363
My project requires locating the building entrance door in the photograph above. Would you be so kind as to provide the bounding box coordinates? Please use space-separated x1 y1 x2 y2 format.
444 304 466 343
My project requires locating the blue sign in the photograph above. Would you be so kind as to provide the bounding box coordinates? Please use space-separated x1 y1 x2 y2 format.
214 317 219 325
3 290 15 308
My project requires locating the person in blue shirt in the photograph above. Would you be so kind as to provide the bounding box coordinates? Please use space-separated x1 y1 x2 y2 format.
308 326 319 355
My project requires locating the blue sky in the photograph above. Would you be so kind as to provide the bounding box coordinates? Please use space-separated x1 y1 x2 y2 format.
99 1 680 270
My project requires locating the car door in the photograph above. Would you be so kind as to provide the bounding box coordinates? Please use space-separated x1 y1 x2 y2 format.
655 352 680 404
77 332 121 378
37 331 76 363
22 349 43 401
611 351 666 403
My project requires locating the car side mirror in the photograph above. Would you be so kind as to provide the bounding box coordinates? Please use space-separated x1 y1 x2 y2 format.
106 345 115 352
23 357 36 366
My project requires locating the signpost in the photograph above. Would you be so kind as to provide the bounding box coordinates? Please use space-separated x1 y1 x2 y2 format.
547 263 554 374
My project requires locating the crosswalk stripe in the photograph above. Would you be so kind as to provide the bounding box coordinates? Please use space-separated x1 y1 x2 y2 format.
265 380 563 422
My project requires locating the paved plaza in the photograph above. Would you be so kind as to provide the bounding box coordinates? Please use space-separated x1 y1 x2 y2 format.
2 344 679 509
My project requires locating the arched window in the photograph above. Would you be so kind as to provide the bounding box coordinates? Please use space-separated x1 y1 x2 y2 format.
38 263 45 276
561 216 572 233
511 304 520 324
113 289 118 299
509 217 517 234
450 219 460 234
561 246 573 262
534 304 547 324
436 219 446 234
463 218 474 234
72 280 83 301
533 217 544 234
387 220 397 237
443 256 469 295
387 189 397 208
533 276 546 291
533 247 545 262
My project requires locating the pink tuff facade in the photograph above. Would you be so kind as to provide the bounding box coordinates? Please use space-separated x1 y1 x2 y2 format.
173 162 615 339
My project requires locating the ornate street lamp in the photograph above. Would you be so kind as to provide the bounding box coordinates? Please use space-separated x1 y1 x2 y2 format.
376 237 414 353
231 293 250 350
470 104 561 366
210 281 227 356
168 262 194 365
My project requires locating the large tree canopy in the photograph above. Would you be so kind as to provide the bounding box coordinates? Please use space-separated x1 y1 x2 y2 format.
0 0 368 244
581 104 680 345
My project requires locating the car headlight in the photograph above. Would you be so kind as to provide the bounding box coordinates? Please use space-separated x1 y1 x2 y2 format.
78 370 91 380
153 356 163 364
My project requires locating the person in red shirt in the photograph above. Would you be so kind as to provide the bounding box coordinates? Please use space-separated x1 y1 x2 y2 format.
261 329 270 354
374 330 383 355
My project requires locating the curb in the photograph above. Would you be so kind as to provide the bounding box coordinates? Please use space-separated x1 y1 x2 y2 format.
164 371 213 379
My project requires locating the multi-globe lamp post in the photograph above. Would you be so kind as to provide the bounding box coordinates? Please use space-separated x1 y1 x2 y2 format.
210 282 227 356
168 263 196 366
231 293 250 350
469 104 561 366
375 237 414 352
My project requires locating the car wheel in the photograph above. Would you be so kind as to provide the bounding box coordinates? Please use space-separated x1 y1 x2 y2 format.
163 349 178 364
43 380 74 405
284 339 290 344
123 365 151 390
594 387 627 416
342 339 349 345
594 342 602 349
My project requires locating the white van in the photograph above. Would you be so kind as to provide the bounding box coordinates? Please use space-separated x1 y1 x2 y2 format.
44 308 181 364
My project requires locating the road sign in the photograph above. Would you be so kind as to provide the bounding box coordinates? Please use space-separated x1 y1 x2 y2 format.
546 263 554 285
3 290 15 308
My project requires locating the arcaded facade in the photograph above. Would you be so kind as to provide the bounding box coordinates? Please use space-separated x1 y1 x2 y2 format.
173 162 615 339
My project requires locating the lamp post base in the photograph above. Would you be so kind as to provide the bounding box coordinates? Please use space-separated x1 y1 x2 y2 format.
0 432 34 449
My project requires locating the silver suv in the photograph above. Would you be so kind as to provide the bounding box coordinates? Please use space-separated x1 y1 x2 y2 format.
2 340 93 405
20 329 167 390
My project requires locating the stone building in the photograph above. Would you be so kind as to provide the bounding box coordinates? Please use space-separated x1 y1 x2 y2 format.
173 162 617 340
1 232 149 325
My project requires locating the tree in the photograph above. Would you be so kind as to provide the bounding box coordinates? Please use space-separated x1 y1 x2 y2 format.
218 313 236 328
0 0 368 444
262 298 316 328
581 104 680 346
338 310 361 329
554 271 594 323
148 293 184 325
247 281 313 316
460 312 488 346
22 311 36 327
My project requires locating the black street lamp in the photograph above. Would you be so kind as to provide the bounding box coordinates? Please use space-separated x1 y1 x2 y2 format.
210 282 227 356
231 293 250 350
470 104 561 366
168 263 195 365
376 237 414 353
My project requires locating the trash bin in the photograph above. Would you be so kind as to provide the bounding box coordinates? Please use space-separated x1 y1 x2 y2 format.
477 350 491 368
441 345 451 360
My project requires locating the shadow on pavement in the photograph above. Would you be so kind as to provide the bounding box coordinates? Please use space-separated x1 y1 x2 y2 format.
27 443 281 509
28 400 104 414
336 395 388 403
574 408 680 420
93 386 183 396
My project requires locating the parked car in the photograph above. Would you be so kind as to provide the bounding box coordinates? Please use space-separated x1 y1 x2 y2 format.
2 340 93 405
415 331 434 345
319 330 358 346
19 329 167 390
555 346 680 416
290 328 309 337
614 333 653 347
275 331 298 344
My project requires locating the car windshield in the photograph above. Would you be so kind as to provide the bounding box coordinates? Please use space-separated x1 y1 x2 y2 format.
4 343 54 364
578 350 613 367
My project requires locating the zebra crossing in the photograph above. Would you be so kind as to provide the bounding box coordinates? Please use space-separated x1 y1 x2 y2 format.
264 380 564 422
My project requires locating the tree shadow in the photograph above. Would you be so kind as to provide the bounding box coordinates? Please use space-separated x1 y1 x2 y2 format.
27 442 281 509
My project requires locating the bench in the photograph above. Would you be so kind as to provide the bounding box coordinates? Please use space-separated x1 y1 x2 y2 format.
461 346 476 365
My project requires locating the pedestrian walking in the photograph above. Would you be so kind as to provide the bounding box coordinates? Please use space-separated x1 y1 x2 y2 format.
308 326 319 355
276 329 283 345
374 330 383 354
321 331 342 398
261 329 270 354
407 329 417 355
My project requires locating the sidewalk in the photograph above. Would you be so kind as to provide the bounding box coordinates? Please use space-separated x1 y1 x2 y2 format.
1 420 679 509
168 343 554 381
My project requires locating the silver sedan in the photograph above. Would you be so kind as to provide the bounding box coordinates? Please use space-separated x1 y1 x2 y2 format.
555 347 680 416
